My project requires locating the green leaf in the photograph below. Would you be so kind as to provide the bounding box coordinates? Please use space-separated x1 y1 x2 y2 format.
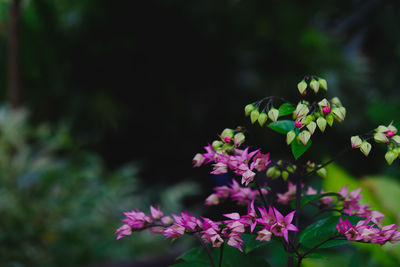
306 253 326 259
222 245 271 267
278 103 295 117
242 233 268 254
177 246 218 266
299 216 364 249
290 192 342 209
291 139 312 159
268 120 295 134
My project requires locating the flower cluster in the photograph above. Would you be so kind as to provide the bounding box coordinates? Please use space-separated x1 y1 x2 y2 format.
205 179 268 206
193 136 271 186
276 181 333 206
338 186 385 225
115 203 298 251
351 122 400 162
337 217 400 245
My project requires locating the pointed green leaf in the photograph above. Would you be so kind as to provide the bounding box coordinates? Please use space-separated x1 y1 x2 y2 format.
268 120 295 134
278 103 296 117
291 139 312 159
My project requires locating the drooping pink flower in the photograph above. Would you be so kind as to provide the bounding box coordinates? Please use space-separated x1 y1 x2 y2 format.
250 152 271 172
192 153 205 167
173 212 198 232
277 181 297 205
226 234 244 252
205 193 220 206
270 208 298 243
115 224 133 240
150 205 164 220
122 210 152 229
241 169 256 186
256 228 272 242
163 224 186 238
256 206 276 228
211 162 228 175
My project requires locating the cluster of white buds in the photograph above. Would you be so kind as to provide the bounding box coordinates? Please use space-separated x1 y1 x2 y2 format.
266 160 297 181
211 128 246 154
351 122 400 164
297 75 327 95
244 103 280 127
286 86 346 147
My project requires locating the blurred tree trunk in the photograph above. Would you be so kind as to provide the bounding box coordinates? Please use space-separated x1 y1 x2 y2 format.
8 0 21 108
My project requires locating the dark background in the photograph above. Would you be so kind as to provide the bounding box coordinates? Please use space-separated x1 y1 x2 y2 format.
1 0 400 266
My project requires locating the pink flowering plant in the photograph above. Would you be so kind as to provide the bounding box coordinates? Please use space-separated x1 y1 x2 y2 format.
116 75 400 266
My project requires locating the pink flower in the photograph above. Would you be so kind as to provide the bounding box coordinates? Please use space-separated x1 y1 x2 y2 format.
122 210 152 229
250 152 271 172
115 224 133 240
202 228 224 247
256 229 272 242
270 208 298 243
205 193 220 206
226 234 244 252
164 224 185 238
277 182 297 205
173 212 198 231
161 216 173 225
241 169 256 186
256 206 276 228
211 162 228 175
192 153 205 167
150 205 164 220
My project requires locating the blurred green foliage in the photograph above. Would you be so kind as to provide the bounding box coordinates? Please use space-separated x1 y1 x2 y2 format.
0 106 198 266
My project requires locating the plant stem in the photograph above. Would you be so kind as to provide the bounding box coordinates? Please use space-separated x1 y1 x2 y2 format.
195 233 215 267
305 146 351 177
219 243 224 267
297 235 340 266
254 176 268 208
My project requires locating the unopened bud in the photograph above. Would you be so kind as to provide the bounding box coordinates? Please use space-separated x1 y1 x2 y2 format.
299 130 311 146
331 97 342 106
266 167 275 178
234 132 245 146
286 165 294 173
250 110 260 124
282 171 289 181
295 121 302 128
245 104 255 116
258 112 268 126
392 135 400 144
318 78 328 91
212 140 223 150
305 115 314 125
192 153 204 167
325 113 334 126
376 125 389 133
222 143 234 153
297 80 307 95
277 160 283 166
309 78 319 93
322 106 331 115
317 117 327 132
385 151 397 165
351 136 362 148
332 107 345 122
388 123 398 134
221 128 235 139
307 121 317 135
317 167 327 178
286 130 296 145
295 103 309 119
374 132 389 143
360 141 372 157
386 130 395 138
268 108 279 123
318 98 330 108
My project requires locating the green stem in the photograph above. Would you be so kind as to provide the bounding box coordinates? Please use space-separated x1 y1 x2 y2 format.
254 176 268 208
219 243 224 267
195 233 215 267
297 235 340 266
